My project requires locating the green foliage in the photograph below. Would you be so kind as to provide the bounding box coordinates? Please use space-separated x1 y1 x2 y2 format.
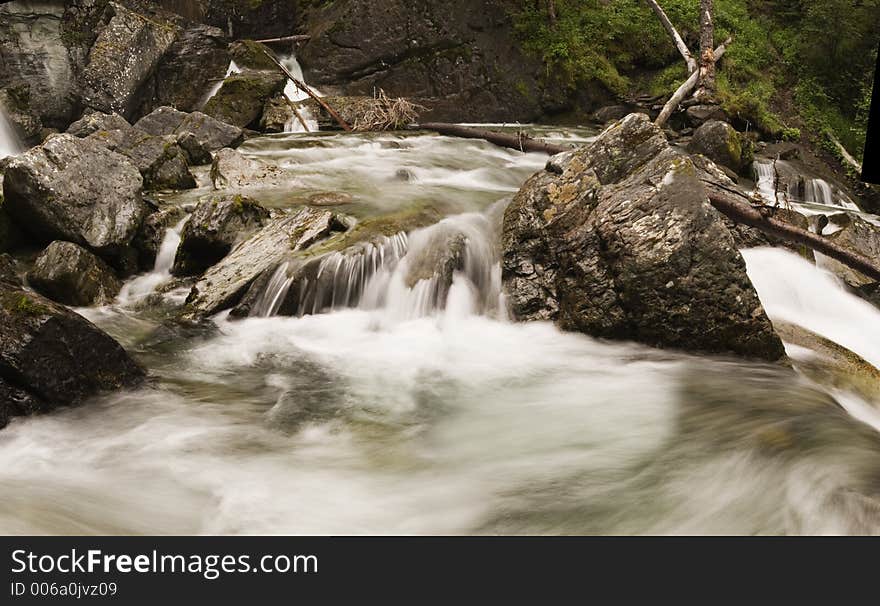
509 0 879 158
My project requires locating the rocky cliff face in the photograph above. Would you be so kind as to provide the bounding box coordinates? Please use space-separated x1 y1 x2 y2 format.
298 0 580 123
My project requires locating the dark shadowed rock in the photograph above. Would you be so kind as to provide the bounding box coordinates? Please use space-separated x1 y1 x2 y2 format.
261 94 295 133
685 104 728 128
172 195 270 276
184 207 340 317
0 281 144 427
67 110 132 138
593 105 630 124
87 127 196 191
202 69 287 128
0 205 24 254
76 2 180 118
688 120 747 174
0 253 21 285
134 106 244 151
2 134 146 264
27 241 122 306
132 203 187 269
135 22 230 117
502 113 785 360
176 132 213 165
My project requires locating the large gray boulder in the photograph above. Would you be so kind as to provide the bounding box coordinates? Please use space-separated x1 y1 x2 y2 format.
172 194 270 276
76 2 180 118
210 148 282 190
502 113 785 361
27 241 122 307
202 69 287 129
0 281 144 429
184 207 341 317
134 22 230 117
687 120 748 174
2 134 147 265
66 110 132 138
87 127 196 191
823 214 880 288
134 106 244 151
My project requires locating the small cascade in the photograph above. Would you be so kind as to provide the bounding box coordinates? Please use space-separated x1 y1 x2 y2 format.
117 216 189 304
278 53 320 133
753 160 861 213
250 213 504 321
199 61 241 109
0 104 22 159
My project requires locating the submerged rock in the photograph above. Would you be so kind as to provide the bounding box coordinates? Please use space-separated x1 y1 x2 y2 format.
502 113 785 361
172 195 270 276
27 241 122 307
0 282 144 428
87 127 196 191
184 207 342 317
134 106 244 152
688 120 748 174
210 148 282 189
202 69 287 129
2 134 146 265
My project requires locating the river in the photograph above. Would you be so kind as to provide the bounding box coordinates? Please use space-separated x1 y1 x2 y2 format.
2 126 880 535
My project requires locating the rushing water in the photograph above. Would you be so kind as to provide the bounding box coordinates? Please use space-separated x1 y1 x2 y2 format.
0 103 21 159
3 129 880 535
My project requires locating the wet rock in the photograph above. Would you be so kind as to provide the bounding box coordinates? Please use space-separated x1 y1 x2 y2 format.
228 40 277 71
823 214 880 288
134 23 230 117
132 204 186 270
184 207 341 317
2 134 146 265
27 241 122 306
688 120 748 174
0 2 80 127
202 69 287 129
67 110 132 138
76 2 180 118
685 104 728 128
261 94 295 133
0 84 42 144
0 281 144 426
593 105 631 124
210 148 282 189
0 253 21 285
176 132 213 166
87 127 196 191
134 106 244 151
172 195 270 276
502 113 785 361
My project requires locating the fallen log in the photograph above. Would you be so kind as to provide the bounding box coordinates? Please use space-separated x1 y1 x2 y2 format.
255 35 311 45
416 123 572 155
704 182 880 282
262 50 352 131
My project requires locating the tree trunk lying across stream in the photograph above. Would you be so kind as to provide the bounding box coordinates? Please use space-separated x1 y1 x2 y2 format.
417 123 880 283
416 123 572 155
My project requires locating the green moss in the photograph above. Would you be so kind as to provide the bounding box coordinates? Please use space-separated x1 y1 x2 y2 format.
1 292 50 317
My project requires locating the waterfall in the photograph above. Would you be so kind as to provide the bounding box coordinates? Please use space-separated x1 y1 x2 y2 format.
117 216 189 304
0 104 22 159
278 53 320 133
250 213 503 321
199 61 241 109
753 160 860 213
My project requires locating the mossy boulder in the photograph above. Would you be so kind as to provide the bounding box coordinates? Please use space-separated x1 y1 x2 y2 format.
172 194 270 276
203 69 287 129
134 106 245 152
229 39 277 70
0 280 144 428
27 240 123 306
687 120 749 175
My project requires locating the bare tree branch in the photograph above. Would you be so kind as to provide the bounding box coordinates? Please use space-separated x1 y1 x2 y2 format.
644 0 697 73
